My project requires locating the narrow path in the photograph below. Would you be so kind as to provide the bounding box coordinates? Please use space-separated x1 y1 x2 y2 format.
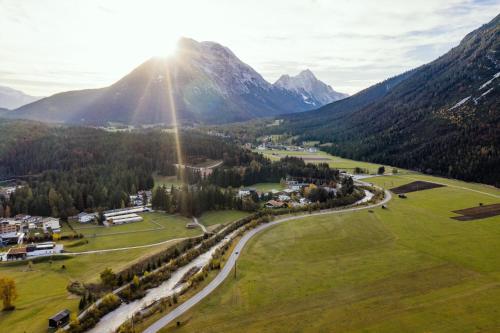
63 236 191 255
192 217 207 233
143 190 392 333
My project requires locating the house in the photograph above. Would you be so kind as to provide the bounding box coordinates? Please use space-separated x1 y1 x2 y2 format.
6 247 27 260
308 147 318 153
77 212 96 224
290 183 309 191
42 217 61 233
48 309 70 329
237 188 257 198
278 194 291 202
129 194 144 206
0 219 18 235
0 232 20 246
265 200 286 209
14 214 31 222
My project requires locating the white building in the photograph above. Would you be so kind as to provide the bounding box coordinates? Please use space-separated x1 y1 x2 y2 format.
26 242 63 257
77 212 97 224
104 206 150 219
109 213 143 225
278 194 291 202
42 218 61 233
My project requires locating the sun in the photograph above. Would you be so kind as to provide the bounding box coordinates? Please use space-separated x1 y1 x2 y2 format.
139 34 180 58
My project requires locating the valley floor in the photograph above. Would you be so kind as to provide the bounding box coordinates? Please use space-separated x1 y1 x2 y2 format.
159 173 500 333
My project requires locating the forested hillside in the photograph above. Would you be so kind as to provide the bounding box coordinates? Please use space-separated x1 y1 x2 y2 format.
273 15 500 186
0 120 246 217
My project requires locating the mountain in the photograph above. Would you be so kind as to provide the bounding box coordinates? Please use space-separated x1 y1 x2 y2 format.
274 69 348 107
0 85 41 109
275 14 500 186
7 38 334 125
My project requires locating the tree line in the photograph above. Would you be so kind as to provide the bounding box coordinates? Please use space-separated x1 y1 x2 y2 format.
0 122 249 218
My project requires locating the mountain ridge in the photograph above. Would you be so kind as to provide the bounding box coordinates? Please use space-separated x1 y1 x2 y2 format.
273 14 500 186
4 38 339 125
274 69 348 106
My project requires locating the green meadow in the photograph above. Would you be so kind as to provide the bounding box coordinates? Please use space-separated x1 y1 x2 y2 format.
255 148 393 174
63 212 200 251
161 174 500 333
198 210 250 227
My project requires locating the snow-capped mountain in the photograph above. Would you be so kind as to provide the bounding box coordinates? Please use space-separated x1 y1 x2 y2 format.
9 38 330 125
0 85 41 110
274 69 348 107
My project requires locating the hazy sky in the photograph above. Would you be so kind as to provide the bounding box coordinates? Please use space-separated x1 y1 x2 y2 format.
1 0 499 96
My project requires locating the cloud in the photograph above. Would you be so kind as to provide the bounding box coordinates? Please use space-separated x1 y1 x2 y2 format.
0 0 499 96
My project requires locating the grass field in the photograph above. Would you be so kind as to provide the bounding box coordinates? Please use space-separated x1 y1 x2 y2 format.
198 210 250 227
63 212 201 251
254 149 394 174
0 242 182 333
248 182 284 192
161 173 500 333
154 174 183 188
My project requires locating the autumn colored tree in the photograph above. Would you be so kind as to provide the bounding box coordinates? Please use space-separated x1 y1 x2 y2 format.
100 268 117 290
0 276 18 310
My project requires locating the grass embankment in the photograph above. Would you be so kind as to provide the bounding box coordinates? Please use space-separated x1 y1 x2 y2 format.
160 174 500 333
63 212 200 251
198 210 250 228
131 232 245 332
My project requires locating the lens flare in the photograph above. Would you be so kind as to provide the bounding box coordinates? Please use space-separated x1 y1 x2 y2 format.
164 64 185 184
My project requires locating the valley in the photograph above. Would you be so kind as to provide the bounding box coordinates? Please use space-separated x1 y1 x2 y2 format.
0 4 499 333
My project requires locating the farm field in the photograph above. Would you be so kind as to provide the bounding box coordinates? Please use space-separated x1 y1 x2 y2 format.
0 243 181 333
254 148 394 174
198 210 250 227
160 173 500 333
63 212 200 251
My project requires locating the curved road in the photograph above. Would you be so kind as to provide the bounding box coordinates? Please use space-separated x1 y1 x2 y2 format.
144 189 392 333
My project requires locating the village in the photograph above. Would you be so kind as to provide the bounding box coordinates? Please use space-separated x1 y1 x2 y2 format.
238 178 342 209
0 189 153 261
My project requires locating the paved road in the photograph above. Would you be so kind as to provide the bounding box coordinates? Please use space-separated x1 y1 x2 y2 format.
144 189 392 333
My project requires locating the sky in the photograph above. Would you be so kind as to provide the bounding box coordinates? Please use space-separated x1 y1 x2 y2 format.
0 0 499 97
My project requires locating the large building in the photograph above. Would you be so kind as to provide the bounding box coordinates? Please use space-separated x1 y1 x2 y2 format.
0 219 18 235
42 218 61 233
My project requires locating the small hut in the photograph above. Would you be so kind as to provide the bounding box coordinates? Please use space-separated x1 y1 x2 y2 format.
48 309 70 328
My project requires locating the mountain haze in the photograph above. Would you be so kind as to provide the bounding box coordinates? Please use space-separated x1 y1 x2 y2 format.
0 85 41 109
5 38 337 125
